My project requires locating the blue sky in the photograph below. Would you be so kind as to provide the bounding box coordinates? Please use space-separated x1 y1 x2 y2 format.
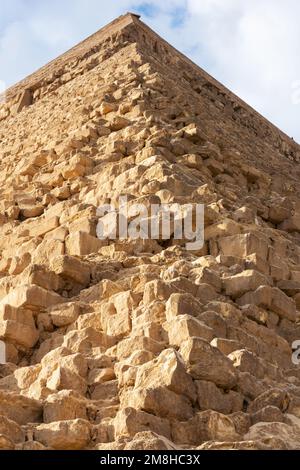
0 0 300 141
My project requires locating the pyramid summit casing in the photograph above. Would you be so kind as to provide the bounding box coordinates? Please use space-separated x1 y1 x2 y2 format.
0 12 299 450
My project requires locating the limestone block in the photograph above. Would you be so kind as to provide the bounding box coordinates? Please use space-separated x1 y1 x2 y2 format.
196 380 243 414
180 337 238 389
279 213 300 232
15 89 33 114
44 391 87 423
143 280 175 304
124 431 177 451
166 293 203 321
116 335 165 361
166 314 214 346
248 388 290 414
229 349 265 379
198 311 227 338
24 264 63 292
29 216 60 238
63 328 116 354
0 416 24 444
123 385 194 421
237 286 297 321
8 253 31 275
244 422 300 450
50 255 91 286
195 267 222 292
0 390 42 425
0 317 39 349
34 419 91 450
172 410 240 446
61 154 93 180
90 379 119 401
218 233 269 260
223 269 272 299
205 219 241 240
277 280 300 297
49 302 80 327
0 285 63 312
32 238 65 266
134 348 196 403
114 407 171 439
211 337 241 356
66 231 106 256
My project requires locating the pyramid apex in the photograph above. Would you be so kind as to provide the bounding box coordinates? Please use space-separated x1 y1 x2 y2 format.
125 12 141 20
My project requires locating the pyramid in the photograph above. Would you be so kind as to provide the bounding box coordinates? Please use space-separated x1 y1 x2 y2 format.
0 12 299 450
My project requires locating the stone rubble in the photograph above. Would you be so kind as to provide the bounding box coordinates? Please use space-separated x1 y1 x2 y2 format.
0 13 299 450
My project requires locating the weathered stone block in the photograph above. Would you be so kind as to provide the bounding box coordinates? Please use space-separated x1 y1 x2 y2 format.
166 314 214 345
223 270 271 299
166 293 203 321
50 255 91 286
218 233 269 260
180 337 238 389
66 231 106 256
0 286 63 312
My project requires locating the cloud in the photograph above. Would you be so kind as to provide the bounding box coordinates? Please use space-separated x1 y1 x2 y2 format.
0 0 299 141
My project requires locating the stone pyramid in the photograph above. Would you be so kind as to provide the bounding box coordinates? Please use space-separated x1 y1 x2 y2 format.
0 12 300 450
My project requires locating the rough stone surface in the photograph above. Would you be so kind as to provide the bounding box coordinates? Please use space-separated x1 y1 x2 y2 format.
0 12 299 450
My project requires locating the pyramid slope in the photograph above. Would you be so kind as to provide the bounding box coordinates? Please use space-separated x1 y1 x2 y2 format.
0 14 299 450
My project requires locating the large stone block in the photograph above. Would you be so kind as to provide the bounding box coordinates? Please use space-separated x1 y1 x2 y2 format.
66 231 106 256
172 410 240 445
0 416 24 444
279 213 300 232
166 293 203 321
29 216 60 238
50 255 91 286
0 285 63 312
116 335 164 360
134 348 196 403
223 270 272 299
180 337 238 389
237 286 297 321
196 380 243 414
34 419 91 450
205 219 241 240
143 280 175 304
166 314 214 346
244 422 300 450
229 349 265 380
218 233 269 260
0 390 42 425
32 238 65 266
114 407 171 439
0 304 39 348
247 388 290 414
123 385 194 421
44 390 87 423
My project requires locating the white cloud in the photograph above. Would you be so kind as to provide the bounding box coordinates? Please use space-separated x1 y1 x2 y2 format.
0 0 299 141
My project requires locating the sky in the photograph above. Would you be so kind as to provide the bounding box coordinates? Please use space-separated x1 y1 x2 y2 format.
0 0 300 141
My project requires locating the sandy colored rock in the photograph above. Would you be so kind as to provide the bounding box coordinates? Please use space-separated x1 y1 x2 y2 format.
44 390 87 423
0 12 298 450
223 270 272 299
0 285 63 312
0 391 42 425
34 419 91 450
180 337 238 389
134 348 196 403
